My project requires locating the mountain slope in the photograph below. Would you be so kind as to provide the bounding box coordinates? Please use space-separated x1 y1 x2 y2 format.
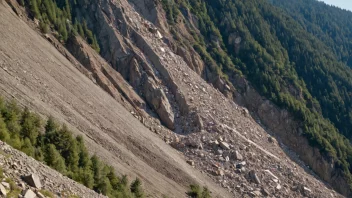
0 2 231 197
141 0 352 195
1 0 351 197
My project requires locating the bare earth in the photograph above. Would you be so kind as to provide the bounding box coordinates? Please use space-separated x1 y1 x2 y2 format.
0 2 232 197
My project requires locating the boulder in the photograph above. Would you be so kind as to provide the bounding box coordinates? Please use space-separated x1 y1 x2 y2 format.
22 189 36 198
233 150 243 160
302 186 312 196
249 170 261 184
219 141 230 150
22 174 42 188
236 161 246 169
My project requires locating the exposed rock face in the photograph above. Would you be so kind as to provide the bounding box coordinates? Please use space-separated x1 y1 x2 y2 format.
143 76 175 129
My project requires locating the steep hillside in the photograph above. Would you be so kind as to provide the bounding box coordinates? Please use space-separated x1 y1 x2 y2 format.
0 2 231 197
130 0 352 195
1 0 351 197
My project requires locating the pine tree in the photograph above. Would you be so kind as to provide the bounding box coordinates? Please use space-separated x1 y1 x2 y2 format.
130 178 144 198
8 134 22 150
64 0 71 20
91 155 102 186
77 136 91 168
45 144 66 173
0 114 10 142
77 22 85 38
20 107 40 145
29 0 41 19
78 167 94 188
45 116 59 134
21 137 35 157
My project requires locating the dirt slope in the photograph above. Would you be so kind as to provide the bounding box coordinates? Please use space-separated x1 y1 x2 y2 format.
0 2 232 197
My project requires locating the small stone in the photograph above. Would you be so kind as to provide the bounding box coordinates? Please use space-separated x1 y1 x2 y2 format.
22 189 36 198
249 170 261 184
268 136 275 143
225 156 230 162
36 192 46 198
216 149 223 155
302 186 312 195
1 182 10 189
261 188 270 196
251 190 262 197
22 174 42 188
236 161 247 169
217 169 224 176
219 142 230 150
233 150 243 160
235 185 241 191
276 184 282 190
0 184 7 196
187 160 195 166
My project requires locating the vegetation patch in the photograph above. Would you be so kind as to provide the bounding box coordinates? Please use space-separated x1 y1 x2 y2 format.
0 97 144 197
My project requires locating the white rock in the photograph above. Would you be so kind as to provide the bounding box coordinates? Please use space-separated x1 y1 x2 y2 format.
0 184 7 196
23 189 36 198
219 142 230 150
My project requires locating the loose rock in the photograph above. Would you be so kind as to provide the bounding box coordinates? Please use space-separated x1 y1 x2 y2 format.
23 174 42 188
249 170 261 184
219 141 230 150
22 189 36 198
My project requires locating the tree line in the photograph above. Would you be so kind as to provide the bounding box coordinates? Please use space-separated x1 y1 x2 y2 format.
22 0 100 52
0 97 144 197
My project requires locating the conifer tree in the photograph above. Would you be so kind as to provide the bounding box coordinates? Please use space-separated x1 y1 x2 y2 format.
20 107 40 145
0 114 10 142
21 137 35 157
130 178 144 198
45 144 67 173
29 0 41 19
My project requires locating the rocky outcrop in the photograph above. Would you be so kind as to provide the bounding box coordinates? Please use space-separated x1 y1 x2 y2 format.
142 76 175 129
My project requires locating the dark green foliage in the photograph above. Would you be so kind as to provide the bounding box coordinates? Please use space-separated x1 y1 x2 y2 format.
24 0 100 52
29 0 41 19
0 114 10 142
187 185 211 198
163 0 352 192
0 99 144 198
45 144 67 173
130 178 144 198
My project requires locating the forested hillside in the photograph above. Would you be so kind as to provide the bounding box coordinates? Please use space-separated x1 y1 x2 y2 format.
0 97 144 197
162 0 352 192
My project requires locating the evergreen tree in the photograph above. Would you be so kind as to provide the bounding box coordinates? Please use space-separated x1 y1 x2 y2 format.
45 116 59 134
21 137 35 157
29 0 41 19
45 144 67 173
130 178 144 198
20 107 40 145
0 114 10 142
